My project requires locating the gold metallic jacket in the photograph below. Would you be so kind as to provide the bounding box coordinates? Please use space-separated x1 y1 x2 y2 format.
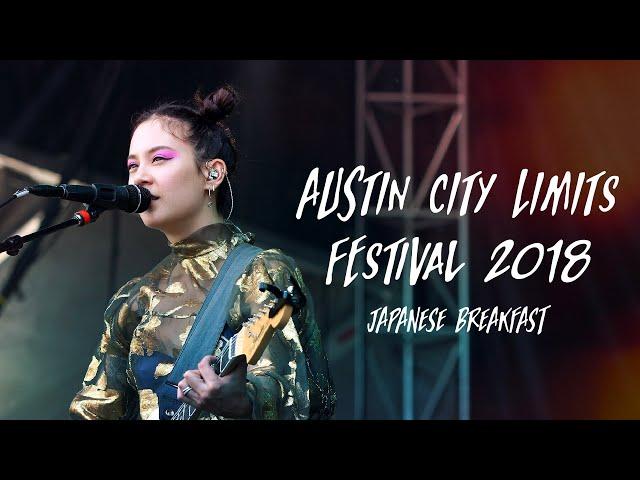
69 222 336 420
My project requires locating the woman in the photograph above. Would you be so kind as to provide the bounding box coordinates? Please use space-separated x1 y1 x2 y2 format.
69 86 336 420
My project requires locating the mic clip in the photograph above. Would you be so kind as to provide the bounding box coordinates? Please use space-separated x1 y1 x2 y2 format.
74 204 106 226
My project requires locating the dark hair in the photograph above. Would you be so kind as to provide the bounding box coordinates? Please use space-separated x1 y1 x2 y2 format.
131 85 240 219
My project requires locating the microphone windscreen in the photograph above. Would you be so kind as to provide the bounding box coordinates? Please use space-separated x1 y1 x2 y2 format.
126 185 152 213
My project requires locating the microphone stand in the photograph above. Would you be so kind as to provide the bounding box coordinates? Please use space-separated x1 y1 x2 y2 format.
0 204 106 256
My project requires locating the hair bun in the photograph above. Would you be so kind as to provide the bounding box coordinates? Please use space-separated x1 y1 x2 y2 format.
196 85 238 124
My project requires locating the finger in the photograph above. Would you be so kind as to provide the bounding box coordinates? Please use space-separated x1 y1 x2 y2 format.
225 355 248 380
198 355 219 384
177 378 187 399
177 388 199 408
182 368 204 383
177 377 197 395
198 354 218 371
176 378 199 406
184 370 207 396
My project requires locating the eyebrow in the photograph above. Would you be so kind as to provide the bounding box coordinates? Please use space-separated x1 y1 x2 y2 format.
128 146 176 161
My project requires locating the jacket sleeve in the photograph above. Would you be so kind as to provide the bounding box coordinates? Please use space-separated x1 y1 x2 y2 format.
69 278 141 420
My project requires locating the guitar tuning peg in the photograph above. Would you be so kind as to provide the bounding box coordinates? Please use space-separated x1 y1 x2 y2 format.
257 278 305 318
285 274 306 315
259 282 283 299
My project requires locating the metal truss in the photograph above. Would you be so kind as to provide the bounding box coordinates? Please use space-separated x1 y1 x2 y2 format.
354 60 470 419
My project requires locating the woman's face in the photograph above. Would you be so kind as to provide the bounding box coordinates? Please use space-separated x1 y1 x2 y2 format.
128 118 207 232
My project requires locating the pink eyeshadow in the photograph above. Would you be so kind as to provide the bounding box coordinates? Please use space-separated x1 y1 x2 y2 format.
127 148 178 168
154 149 178 159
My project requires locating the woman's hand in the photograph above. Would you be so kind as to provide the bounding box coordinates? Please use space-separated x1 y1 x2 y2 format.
177 355 252 419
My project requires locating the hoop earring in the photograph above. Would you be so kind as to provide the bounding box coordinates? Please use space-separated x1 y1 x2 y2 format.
225 176 234 220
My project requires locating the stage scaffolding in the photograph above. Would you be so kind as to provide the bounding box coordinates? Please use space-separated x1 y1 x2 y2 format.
354 60 470 419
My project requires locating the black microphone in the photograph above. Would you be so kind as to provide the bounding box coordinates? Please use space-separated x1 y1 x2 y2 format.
27 183 152 213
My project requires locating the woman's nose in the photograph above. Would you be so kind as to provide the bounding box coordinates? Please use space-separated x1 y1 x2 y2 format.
129 163 153 186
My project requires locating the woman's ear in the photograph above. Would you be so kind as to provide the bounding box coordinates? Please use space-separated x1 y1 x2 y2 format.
202 158 227 189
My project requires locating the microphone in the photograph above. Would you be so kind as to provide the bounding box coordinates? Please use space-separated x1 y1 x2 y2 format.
26 183 152 213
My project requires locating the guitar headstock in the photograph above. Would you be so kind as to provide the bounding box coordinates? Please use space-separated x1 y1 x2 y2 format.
220 276 306 372
259 274 306 318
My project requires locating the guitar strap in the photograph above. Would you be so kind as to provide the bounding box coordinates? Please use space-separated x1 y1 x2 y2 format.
155 241 263 419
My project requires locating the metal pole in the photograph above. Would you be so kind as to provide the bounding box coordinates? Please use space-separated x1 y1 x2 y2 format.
401 60 415 420
354 60 367 419
457 60 470 420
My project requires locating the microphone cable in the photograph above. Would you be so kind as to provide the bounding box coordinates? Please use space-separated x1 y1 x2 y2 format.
0 188 29 210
